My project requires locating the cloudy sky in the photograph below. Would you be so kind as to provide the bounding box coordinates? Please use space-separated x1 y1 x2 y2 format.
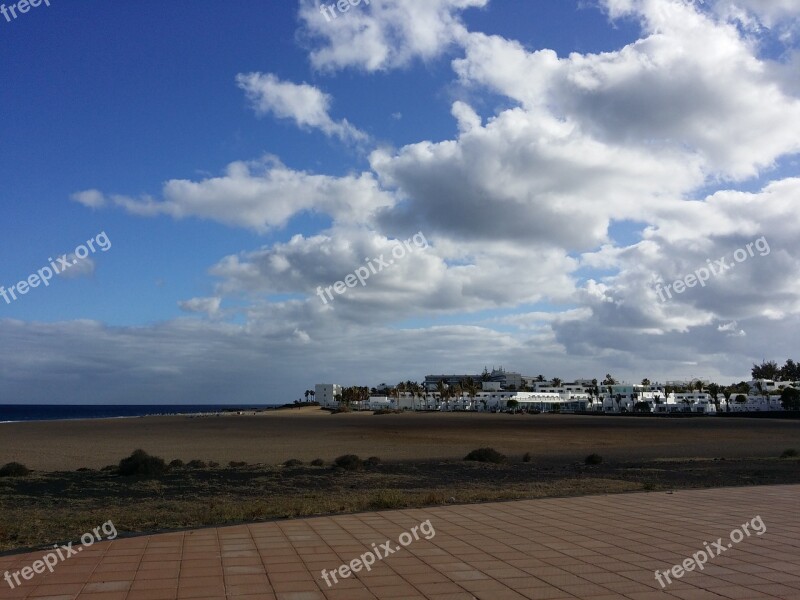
1 0 799 404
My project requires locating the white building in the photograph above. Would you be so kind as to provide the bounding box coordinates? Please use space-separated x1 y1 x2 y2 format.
315 383 342 408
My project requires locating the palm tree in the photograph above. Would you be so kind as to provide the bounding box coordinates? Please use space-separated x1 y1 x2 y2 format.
304 390 311 402
551 377 563 388
652 394 663 412
589 378 599 410
707 383 721 412
536 374 545 382
723 388 733 412
602 374 616 386
464 377 479 411
694 380 704 393
436 379 447 410
450 383 463 411
641 378 651 387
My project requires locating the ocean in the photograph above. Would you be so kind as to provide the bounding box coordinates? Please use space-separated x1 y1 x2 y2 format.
0 404 280 423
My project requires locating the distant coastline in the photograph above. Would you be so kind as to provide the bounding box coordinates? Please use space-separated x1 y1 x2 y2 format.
0 404 282 424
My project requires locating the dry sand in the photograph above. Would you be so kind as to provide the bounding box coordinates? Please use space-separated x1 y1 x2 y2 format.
1 408 798 471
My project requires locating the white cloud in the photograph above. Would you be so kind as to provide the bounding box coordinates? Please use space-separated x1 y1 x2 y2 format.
178 297 222 317
57 0 800 399
70 189 107 209
298 0 488 72
236 72 366 142
453 7 800 180
81 156 395 233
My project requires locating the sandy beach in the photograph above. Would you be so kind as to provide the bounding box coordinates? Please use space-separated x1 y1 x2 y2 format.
1 408 798 471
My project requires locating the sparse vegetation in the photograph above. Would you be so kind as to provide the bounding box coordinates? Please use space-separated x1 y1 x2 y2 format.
283 459 303 467
585 454 603 465
780 448 798 459
169 459 185 469
464 448 507 464
0 462 30 477
522 452 532 463
365 456 381 467
187 460 207 469
310 458 325 467
118 450 167 477
228 461 247 468
2 456 799 553
334 454 363 470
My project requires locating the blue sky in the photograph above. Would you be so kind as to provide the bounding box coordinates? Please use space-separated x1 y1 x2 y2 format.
1 0 799 404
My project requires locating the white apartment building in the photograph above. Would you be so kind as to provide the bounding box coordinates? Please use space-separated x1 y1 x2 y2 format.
314 383 342 408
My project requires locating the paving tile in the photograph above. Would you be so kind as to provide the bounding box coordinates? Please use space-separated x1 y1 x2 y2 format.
2 484 799 599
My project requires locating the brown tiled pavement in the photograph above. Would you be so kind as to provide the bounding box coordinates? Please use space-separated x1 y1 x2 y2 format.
2 484 799 600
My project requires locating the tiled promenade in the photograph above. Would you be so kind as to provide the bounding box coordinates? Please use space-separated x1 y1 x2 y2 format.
2 485 799 600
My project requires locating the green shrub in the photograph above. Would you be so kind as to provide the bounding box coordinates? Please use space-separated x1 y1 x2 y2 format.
118 450 167 477
310 458 325 466
283 459 303 467
585 453 603 465
334 454 363 470
0 462 30 477
780 448 798 459
169 459 185 468
186 460 207 469
208 461 220 468
365 456 381 467
522 452 532 463
464 448 506 464
228 461 247 468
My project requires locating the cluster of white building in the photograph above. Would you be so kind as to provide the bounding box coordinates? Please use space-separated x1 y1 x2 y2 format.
315 372 798 415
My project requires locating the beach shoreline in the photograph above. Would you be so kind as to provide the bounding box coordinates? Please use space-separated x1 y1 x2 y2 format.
1 408 798 471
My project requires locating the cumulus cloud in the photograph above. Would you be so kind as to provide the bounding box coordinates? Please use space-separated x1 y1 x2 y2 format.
178 297 222 317
298 0 488 72
712 0 800 29
58 0 800 399
208 227 577 325
76 156 395 233
236 72 367 142
56 254 96 279
371 104 697 251
70 189 107 209
453 7 800 180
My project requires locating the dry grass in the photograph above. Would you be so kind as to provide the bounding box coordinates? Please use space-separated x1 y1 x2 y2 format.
1 455 798 553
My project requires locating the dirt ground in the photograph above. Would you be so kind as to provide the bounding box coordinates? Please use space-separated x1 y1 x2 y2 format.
1 409 798 470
